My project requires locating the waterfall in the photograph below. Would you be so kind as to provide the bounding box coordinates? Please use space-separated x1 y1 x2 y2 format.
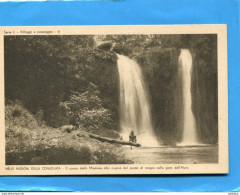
178 49 199 146
117 54 159 147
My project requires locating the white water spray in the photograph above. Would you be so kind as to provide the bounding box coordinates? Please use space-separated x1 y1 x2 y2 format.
117 54 159 147
178 49 199 146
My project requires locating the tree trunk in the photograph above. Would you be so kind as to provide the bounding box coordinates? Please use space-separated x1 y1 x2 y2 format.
78 132 141 147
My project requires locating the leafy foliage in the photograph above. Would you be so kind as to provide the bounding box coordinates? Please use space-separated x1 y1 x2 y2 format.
5 35 117 128
60 83 112 130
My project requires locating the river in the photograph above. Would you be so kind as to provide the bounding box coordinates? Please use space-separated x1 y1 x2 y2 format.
123 145 218 164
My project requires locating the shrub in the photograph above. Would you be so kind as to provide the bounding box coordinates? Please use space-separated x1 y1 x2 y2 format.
11 109 21 118
5 101 39 130
61 83 112 130
78 109 111 130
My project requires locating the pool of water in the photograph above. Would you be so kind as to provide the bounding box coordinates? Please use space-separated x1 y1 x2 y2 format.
123 145 218 164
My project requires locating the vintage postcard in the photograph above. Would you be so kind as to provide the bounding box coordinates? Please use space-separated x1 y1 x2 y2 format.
0 25 228 175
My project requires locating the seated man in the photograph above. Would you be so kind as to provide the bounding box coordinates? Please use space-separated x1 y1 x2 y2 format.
129 131 137 143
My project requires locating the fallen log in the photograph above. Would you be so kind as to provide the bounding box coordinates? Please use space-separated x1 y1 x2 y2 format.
77 132 141 147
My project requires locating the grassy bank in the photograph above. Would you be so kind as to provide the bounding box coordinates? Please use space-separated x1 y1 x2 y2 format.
5 102 133 165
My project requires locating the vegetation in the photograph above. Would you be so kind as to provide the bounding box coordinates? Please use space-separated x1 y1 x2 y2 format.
5 102 132 165
5 34 218 164
5 35 118 129
60 83 112 131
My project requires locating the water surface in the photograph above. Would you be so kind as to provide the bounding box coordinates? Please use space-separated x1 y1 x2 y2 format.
124 145 218 164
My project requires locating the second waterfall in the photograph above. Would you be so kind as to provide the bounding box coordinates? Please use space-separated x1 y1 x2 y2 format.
117 54 159 147
178 49 199 146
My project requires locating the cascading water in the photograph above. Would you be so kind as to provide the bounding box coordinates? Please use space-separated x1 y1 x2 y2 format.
117 54 159 147
178 49 199 146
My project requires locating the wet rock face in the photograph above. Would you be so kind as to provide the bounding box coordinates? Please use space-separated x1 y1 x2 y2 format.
136 48 182 145
191 35 218 144
97 42 112 51
112 45 132 56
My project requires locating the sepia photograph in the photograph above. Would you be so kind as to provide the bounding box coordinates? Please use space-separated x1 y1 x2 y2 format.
0 25 228 175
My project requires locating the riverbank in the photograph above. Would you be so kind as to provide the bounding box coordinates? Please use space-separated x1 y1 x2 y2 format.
5 103 133 165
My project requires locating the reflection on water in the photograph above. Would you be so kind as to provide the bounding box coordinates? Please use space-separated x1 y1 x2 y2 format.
124 145 218 164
